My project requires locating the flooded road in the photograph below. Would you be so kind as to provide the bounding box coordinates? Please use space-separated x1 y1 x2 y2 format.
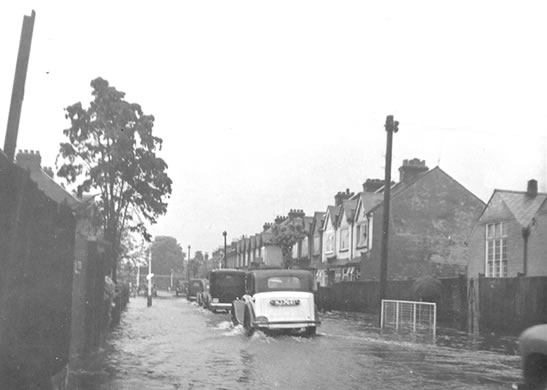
71 293 521 389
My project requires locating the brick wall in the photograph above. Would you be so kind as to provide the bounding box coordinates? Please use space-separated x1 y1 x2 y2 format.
0 154 76 387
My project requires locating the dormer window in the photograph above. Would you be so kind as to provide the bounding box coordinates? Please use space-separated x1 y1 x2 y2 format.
340 227 349 251
325 232 335 254
356 221 368 249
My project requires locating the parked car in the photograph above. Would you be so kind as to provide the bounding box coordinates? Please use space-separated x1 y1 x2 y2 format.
187 278 208 302
175 280 187 297
203 269 246 313
231 269 320 335
516 324 547 389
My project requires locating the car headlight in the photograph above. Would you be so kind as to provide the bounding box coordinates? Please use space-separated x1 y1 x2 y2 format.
212 298 219 303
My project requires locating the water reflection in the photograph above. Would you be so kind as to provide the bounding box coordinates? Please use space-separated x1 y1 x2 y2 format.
238 349 254 385
71 298 521 390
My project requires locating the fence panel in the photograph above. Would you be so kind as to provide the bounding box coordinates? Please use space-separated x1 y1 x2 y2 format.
317 276 467 329
479 276 547 334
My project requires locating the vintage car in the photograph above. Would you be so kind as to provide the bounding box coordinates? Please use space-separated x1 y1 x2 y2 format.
202 269 246 313
231 269 320 335
187 278 208 302
174 280 187 297
516 324 547 389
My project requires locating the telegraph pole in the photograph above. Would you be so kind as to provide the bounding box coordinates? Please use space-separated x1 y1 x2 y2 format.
379 115 399 322
223 231 228 269
4 10 35 161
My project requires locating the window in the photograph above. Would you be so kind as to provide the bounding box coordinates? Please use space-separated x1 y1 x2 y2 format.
325 232 334 253
485 222 508 277
267 276 301 289
340 228 349 251
356 221 368 248
313 234 320 255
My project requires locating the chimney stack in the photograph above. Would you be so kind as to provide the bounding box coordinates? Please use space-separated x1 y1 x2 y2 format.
398 158 429 183
288 209 305 220
527 179 538 198
334 189 354 206
15 149 41 171
274 215 287 224
362 179 385 193
43 166 54 177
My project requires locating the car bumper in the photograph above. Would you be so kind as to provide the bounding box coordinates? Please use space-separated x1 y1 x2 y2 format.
254 320 321 329
208 302 232 311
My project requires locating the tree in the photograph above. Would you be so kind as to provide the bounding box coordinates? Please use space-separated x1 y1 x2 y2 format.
56 77 172 282
271 218 307 268
151 236 185 276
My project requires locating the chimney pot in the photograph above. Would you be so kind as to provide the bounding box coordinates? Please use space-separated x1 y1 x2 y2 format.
527 179 538 198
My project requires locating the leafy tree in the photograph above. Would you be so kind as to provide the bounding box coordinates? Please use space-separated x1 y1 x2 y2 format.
56 77 172 282
271 218 307 268
151 236 185 276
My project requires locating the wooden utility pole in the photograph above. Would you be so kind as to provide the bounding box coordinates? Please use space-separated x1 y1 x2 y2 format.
379 115 399 318
4 11 36 161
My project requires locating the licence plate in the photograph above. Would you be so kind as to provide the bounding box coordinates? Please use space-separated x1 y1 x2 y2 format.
270 299 300 306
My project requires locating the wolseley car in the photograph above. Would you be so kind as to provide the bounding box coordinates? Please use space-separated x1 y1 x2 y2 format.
187 278 208 302
202 269 246 313
231 269 320 335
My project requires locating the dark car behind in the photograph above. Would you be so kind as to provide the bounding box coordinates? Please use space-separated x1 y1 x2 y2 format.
207 269 246 312
187 279 207 302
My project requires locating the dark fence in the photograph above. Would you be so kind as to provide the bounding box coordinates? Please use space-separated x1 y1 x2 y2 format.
317 275 468 329
0 154 75 388
479 276 547 335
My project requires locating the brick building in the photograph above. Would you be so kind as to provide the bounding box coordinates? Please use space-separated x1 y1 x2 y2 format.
467 179 547 278
361 158 485 280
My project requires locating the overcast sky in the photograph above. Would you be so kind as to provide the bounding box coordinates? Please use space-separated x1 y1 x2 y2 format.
2 1 547 255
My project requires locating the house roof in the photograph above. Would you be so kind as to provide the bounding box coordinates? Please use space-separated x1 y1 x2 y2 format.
357 191 384 215
14 150 81 210
324 205 341 230
368 166 483 214
339 199 358 225
496 190 547 227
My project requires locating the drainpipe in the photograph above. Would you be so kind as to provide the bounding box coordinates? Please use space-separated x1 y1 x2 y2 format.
522 226 531 276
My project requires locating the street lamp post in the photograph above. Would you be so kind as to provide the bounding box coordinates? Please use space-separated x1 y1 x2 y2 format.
187 245 191 281
223 231 227 269
147 249 153 307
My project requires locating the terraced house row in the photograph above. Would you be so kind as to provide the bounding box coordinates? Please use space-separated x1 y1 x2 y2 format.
222 157 547 285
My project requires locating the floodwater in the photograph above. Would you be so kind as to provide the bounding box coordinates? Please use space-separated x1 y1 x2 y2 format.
70 292 521 390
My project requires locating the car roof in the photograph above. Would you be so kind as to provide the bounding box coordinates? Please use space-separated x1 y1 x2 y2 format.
249 269 313 280
211 268 246 275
